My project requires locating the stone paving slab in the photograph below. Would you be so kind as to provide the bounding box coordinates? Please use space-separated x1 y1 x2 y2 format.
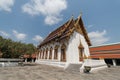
0 64 120 80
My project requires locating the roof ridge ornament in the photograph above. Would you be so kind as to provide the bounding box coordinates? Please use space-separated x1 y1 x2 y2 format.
80 11 82 17
58 15 74 37
71 14 74 20
64 14 74 28
76 12 82 25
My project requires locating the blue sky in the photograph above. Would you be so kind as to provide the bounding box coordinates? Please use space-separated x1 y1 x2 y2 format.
0 0 120 46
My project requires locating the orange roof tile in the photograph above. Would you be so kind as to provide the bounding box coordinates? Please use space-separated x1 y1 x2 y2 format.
90 43 120 58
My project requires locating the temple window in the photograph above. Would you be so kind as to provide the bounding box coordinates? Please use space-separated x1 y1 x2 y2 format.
61 44 66 62
78 42 84 61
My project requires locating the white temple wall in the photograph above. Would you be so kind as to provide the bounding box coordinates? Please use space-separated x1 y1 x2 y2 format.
80 35 90 57
38 31 90 63
66 31 90 63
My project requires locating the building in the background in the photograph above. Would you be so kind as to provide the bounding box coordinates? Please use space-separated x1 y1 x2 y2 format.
90 43 120 66
23 54 36 62
36 14 91 68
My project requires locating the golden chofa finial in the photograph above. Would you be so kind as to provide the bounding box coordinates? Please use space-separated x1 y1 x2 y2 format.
80 11 82 17
71 14 74 19
75 11 82 25
77 11 82 19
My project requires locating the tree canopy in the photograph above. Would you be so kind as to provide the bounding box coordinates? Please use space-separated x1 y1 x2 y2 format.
0 36 36 58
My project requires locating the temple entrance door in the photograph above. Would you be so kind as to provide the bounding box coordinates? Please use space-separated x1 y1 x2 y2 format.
61 49 66 62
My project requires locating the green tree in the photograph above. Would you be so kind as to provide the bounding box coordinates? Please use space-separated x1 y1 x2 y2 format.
0 36 36 58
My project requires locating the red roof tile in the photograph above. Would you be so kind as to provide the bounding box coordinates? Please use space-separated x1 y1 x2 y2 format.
90 43 120 58
39 19 73 46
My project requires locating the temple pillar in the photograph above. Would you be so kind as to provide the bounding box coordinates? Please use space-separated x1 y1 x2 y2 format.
112 59 116 66
44 50 46 59
52 49 55 60
32 58 34 62
58 47 61 61
47 50 50 60
25 58 27 62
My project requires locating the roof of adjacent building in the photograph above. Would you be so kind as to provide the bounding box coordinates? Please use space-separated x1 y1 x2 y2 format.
90 42 120 59
90 42 120 48
38 15 91 47
23 54 36 58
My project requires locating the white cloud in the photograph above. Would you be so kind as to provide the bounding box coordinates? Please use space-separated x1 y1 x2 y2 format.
0 30 10 38
12 30 27 40
22 0 67 25
0 0 14 12
88 30 109 46
45 16 62 25
33 35 43 43
87 25 94 28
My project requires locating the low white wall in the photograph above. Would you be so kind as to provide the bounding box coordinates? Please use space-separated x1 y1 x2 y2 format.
36 59 66 68
80 59 107 73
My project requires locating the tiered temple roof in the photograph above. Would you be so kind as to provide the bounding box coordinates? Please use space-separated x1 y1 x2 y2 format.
39 15 91 47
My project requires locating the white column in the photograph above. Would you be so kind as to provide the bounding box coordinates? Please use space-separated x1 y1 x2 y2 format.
32 59 34 62
41 51 43 59
25 58 27 62
44 50 46 59
112 59 116 66
52 49 54 60
47 50 50 60
38 52 40 59
58 47 61 61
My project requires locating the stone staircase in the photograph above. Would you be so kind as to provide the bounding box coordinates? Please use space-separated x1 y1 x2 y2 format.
65 63 83 72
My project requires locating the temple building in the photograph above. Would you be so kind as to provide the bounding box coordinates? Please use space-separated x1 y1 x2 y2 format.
90 42 120 66
36 14 92 68
36 14 107 72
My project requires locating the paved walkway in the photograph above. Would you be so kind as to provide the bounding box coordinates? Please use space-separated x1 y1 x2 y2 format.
0 64 120 80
